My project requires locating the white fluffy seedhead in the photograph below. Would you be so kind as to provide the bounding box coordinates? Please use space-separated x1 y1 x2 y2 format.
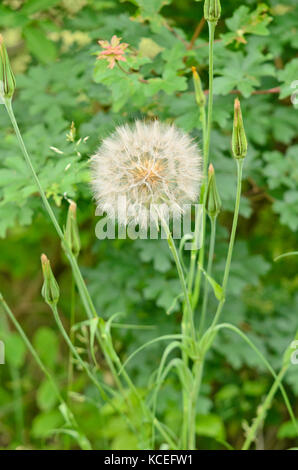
91 120 202 227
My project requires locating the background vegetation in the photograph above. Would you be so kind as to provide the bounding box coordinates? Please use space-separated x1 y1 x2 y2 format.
0 0 297 449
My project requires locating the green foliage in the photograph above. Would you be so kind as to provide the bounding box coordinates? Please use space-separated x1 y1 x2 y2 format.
0 0 297 451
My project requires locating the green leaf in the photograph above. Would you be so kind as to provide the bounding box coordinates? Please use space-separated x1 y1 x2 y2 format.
144 277 182 311
278 420 298 440
224 4 272 45
278 58 298 100
33 327 59 369
196 413 226 440
213 47 275 97
5 333 27 368
274 190 298 232
138 37 164 59
23 26 57 63
37 379 59 411
136 240 172 272
31 410 64 439
22 0 61 14
198 264 223 301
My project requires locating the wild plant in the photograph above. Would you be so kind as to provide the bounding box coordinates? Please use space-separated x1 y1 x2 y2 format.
0 0 297 450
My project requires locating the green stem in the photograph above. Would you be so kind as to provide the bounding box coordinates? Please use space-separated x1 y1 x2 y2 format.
4 99 63 239
192 20 216 310
199 216 216 336
162 219 195 449
209 159 243 336
205 21 216 173
242 366 288 450
188 107 207 295
0 293 92 450
188 360 203 449
67 276 76 403
164 223 196 344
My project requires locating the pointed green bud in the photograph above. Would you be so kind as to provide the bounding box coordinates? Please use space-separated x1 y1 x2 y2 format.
232 98 248 160
205 164 221 220
64 201 81 258
41 254 60 307
204 0 221 23
0 34 16 101
192 66 206 108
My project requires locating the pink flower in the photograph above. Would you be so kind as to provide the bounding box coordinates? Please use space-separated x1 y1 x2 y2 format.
97 35 129 69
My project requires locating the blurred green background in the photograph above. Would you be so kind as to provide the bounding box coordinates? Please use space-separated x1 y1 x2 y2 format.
0 0 297 449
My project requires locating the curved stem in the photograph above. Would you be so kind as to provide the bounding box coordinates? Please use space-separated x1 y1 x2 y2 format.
242 367 288 450
202 322 297 431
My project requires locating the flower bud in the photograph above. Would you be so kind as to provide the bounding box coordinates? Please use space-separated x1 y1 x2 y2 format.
232 98 247 160
0 34 16 101
64 201 81 258
192 66 206 108
205 163 221 220
204 0 221 23
41 254 60 306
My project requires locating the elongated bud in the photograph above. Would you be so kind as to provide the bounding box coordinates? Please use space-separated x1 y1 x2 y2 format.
205 164 221 219
0 34 16 101
232 98 247 160
64 201 81 257
204 0 221 23
192 66 206 108
41 254 60 307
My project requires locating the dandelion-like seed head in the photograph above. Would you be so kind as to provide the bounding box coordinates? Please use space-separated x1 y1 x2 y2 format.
91 120 202 227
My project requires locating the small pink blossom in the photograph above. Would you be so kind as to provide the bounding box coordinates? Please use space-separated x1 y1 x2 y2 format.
97 35 129 69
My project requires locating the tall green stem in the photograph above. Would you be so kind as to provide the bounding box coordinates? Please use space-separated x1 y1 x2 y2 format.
67 276 76 404
164 224 196 344
188 360 203 449
199 216 216 336
192 20 216 310
188 107 207 295
162 219 196 448
204 159 243 350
